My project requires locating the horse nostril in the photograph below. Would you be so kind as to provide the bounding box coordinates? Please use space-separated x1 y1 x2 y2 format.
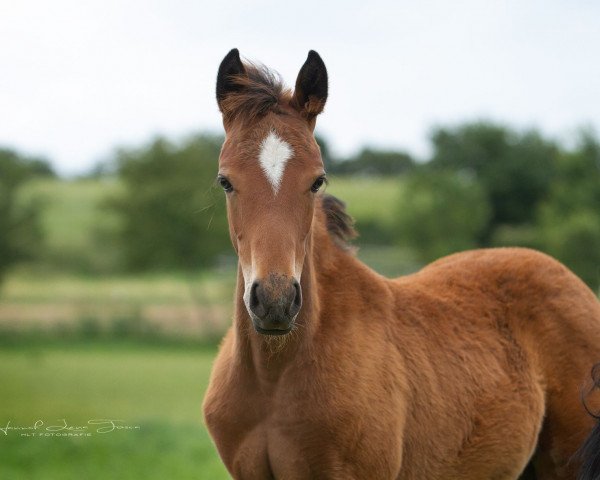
249 281 266 318
289 280 302 316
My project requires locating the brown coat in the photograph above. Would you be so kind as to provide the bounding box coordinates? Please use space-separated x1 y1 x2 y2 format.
204 208 600 479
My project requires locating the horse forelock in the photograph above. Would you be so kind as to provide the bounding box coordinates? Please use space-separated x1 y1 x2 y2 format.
220 62 292 124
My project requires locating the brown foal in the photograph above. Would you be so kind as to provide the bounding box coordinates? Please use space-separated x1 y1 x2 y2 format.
203 49 600 479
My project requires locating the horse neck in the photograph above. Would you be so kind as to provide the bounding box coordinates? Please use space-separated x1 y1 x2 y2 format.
231 210 352 380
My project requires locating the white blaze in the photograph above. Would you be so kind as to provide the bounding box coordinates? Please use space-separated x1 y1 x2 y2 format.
258 131 293 194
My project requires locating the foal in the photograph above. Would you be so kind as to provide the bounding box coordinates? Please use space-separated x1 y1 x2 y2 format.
203 49 600 479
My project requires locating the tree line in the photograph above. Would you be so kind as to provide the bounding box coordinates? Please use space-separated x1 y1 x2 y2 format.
1 121 599 290
0 148 55 283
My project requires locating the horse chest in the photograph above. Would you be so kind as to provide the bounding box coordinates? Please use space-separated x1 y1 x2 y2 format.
228 423 315 479
206 374 403 479
219 412 387 479
206 398 317 478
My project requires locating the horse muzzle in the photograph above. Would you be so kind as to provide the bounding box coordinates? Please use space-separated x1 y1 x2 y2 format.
246 274 302 335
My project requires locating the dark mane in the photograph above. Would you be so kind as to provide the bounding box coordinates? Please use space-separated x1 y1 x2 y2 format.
220 62 290 123
321 194 357 250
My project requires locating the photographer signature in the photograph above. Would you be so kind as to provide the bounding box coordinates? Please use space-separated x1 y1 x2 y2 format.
0 419 140 436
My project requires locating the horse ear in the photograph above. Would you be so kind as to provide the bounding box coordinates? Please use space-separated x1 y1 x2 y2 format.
292 50 328 123
216 48 247 113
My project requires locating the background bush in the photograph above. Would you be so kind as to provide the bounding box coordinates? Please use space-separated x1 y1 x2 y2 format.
0 148 53 283
108 134 229 271
534 132 600 287
428 123 559 240
394 170 491 262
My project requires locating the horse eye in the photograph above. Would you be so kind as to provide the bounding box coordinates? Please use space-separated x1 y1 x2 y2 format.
218 176 233 193
311 176 326 193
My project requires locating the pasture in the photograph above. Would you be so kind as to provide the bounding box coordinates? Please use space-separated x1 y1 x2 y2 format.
0 343 229 479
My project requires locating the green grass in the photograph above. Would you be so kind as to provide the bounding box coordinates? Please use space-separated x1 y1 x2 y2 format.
0 344 229 479
2 268 234 305
326 176 406 227
20 178 121 254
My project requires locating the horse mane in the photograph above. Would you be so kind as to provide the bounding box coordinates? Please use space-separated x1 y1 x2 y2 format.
220 62 291 123
321 194 357 250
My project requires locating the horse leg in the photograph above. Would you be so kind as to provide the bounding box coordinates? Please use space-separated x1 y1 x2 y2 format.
528 390 597 479
578 416 600 480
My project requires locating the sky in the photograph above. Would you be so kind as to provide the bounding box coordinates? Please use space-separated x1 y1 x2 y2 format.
1 0 600 176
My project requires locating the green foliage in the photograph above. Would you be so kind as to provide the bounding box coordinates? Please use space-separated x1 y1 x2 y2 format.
109 134 229 271
539 211 600 290
395 171 491 262
315 133 333 169
535 132 600 289
0 149 51 283
328 147 415 176
489 224 541 251
429 122 559 237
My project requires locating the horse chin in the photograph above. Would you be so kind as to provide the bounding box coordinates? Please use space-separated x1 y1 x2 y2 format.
250 313 297 336
252 323 294 336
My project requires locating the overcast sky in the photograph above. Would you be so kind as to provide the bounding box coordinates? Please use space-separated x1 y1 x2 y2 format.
1 0 599 175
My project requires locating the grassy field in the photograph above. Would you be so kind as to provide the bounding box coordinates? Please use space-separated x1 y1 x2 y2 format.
20 178 123 273
326 176 406 228
0 268 235 339
0 343 229 479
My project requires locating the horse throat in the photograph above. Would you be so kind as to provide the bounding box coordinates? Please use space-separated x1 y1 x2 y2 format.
232 219 329 374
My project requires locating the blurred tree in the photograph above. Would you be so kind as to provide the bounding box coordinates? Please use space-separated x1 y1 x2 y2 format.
84 161 116 179
0 148 49 283
429 122 559 240
109 134 230 271
315 134 333 170
328 147 415 176
25 158 56 177
395 171 491 262
535 130 600 290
